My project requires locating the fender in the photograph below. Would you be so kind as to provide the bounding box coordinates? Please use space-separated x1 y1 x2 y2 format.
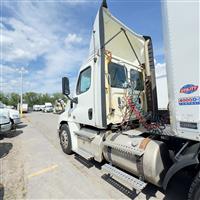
163 153 199 190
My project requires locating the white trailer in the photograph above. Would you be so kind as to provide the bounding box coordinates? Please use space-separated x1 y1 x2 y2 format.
58 1 200 199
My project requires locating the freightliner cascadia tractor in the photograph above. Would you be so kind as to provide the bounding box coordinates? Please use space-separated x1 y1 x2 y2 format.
58 1 200 199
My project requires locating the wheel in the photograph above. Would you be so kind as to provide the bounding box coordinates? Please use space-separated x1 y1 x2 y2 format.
188 171 200 200
59 124 72 154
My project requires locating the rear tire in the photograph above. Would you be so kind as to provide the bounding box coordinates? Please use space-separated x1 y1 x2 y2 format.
188 171 200 200
59 124 72 155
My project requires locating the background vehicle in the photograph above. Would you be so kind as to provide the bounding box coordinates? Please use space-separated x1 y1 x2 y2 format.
43 103 53 113
0 104 11 133
33 105 41 111
39 105 45 111
0 102 20 129
58 1 199 199
18 103 28 113
53 99 66 114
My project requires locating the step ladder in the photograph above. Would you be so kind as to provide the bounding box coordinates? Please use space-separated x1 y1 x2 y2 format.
74 129 96 141
102 164 147 191
74 148 94 160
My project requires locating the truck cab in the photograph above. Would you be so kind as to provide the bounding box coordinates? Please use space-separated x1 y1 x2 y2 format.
58 1 200 199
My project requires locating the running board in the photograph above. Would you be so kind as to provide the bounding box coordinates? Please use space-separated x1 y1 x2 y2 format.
74 148 94 160
102 164 147 191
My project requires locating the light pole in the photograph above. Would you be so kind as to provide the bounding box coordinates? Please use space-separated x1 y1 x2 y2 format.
20 68 23 117
18 67 26 118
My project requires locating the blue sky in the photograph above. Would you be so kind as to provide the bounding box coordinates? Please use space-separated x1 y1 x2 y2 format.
1 0 166 94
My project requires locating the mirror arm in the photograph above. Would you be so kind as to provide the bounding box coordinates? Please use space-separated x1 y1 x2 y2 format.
66 95 78 104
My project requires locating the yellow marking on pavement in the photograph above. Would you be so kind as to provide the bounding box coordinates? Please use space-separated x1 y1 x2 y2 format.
28 164 58 179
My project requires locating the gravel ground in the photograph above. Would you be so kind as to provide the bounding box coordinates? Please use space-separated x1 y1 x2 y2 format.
0 112 191 199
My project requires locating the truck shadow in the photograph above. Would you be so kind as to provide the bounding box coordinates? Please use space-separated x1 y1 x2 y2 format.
0 184 4 200
0 142 13 158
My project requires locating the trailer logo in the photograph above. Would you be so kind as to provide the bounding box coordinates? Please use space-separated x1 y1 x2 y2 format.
178 96 200 105
180 84 198 94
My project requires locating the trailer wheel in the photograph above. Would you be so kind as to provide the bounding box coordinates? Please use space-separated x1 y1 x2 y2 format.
188 171 200 200
59 124 72 155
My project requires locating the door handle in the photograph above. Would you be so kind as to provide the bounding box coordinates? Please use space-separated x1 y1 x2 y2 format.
88 108 93 120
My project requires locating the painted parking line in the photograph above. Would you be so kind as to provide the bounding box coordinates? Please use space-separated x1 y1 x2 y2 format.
28 164 58 179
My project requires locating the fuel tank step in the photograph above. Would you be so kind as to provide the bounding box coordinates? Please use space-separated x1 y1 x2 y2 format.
102 164 147 191
103 141 144 156
74 148 94 160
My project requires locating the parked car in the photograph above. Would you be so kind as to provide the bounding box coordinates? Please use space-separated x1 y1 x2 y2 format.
39 105 45 111
43 105 53 113
33 105 41 111
0 102 21 129
43 103 53 113
0 105 11 133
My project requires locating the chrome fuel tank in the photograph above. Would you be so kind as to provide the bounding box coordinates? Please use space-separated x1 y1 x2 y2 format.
103 132 171 186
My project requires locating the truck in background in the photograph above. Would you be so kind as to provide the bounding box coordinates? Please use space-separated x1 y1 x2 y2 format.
53 99 66 114
43 102 53 113
18 103 28 113
58 1 199 199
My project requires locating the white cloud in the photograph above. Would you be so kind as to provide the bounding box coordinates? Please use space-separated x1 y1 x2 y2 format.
64 33 82 45
2 18 51 62
1 1 90 93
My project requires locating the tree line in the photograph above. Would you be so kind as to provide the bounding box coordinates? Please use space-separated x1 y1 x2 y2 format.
0 92 68 108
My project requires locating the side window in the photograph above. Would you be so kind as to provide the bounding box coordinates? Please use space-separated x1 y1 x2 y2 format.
77 67 91 95
108 62 127 88
130 69 144 91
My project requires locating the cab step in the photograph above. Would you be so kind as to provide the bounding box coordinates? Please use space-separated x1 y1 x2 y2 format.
102 164 147 191
74 148 94 160
74 129 96 141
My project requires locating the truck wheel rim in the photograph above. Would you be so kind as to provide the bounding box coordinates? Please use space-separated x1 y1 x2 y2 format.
61 130 68 148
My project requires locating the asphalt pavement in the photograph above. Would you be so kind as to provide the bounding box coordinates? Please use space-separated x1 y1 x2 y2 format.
0 112 191 199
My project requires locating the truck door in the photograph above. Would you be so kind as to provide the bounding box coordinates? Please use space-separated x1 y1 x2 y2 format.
71 64 95 126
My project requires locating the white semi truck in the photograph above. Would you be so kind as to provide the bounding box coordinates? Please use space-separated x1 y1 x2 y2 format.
58 1 199 199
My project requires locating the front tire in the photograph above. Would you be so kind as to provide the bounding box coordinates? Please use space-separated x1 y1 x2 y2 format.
59 124 72 155
188 171 200 200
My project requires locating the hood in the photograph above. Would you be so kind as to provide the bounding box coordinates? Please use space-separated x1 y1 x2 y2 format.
7 108 20 119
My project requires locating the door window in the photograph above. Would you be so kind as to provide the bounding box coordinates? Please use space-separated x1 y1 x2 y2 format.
108 62 127 88
77 67 91 95
130 69 144 91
